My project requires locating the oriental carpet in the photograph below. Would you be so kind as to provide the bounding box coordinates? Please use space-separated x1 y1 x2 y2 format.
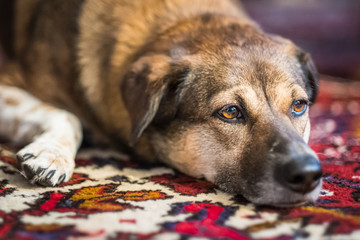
1 76 360 239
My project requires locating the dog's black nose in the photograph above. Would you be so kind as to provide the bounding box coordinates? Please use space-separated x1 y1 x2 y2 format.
275 156 323 194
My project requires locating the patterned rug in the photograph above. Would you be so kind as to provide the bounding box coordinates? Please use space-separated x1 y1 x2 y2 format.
1 76 360 240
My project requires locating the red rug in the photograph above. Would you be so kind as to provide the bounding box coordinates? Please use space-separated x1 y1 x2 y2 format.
1 76 360 239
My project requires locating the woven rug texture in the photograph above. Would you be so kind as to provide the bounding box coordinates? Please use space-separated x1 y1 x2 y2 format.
1 76 360 239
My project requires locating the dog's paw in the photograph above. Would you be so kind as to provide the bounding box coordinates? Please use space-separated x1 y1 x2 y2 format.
16 141 75 187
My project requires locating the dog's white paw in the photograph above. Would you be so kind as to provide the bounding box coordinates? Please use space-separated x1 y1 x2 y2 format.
16 139 75 187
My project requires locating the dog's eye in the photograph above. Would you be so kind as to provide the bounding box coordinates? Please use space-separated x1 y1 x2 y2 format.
217 105 243 122
292 100 308 117
222 106 239 119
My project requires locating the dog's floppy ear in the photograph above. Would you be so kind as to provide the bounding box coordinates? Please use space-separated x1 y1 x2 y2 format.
121 54 172 146
296 49 319 105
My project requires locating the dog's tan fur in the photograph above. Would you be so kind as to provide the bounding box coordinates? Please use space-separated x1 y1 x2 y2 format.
0 0 321 206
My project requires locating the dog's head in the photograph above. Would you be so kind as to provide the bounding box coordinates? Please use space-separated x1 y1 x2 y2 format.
121 19 322 207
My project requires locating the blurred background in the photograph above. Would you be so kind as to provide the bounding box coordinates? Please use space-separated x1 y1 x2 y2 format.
1 0 359 80
242 0 360 81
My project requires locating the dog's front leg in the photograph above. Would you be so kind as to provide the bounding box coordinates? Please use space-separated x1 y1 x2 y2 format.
0 85 82 186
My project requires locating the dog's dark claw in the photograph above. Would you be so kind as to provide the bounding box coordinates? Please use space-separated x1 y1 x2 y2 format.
58 174 66 184
16 153 35 166
36 168 47 177
23 164 35 180
46 170 55 180
23 153 35 161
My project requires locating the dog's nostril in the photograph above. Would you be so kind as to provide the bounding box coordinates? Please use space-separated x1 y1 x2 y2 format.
275 156 323 194
313 172 322 181
289 175 304 184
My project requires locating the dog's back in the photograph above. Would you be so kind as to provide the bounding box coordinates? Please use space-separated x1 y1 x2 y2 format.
2 0 251 141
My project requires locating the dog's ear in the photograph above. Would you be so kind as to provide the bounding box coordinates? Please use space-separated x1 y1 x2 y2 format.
296 49 319 105
121 54 172 146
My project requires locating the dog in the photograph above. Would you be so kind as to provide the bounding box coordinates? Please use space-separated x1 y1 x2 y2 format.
0 0 322 207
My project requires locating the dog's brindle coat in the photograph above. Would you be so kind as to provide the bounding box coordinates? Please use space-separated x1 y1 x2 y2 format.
0 0 322 206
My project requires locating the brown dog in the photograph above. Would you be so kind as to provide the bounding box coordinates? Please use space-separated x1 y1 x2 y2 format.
0 0 322 206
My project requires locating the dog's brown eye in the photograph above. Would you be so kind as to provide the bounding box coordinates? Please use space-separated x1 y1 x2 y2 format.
293 101 305 112
215 105 246 123
219 106 241 119
292 100 308 117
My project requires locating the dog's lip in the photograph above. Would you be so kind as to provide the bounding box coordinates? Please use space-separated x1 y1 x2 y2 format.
263 200 310 208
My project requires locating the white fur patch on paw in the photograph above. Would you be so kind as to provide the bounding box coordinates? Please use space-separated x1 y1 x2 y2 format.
16 138 75 187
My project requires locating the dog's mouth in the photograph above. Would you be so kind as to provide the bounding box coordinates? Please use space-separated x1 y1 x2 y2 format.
265 200 311 208
242 178 323 208
235 196 310 208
